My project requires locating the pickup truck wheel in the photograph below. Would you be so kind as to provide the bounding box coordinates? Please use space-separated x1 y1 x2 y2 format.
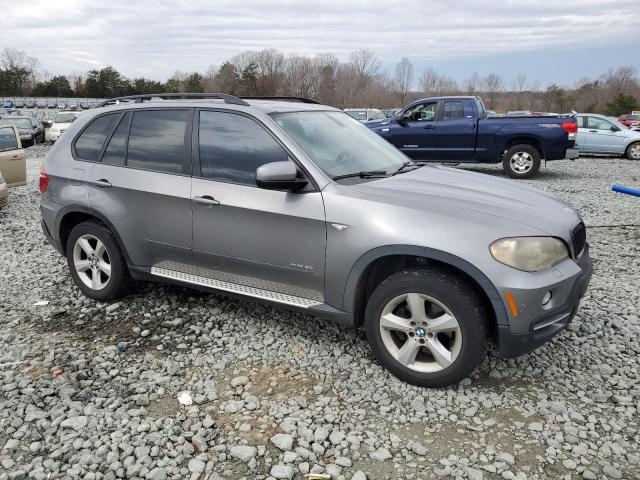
503 145 541 179
626 142 640 160
65 220 131 301
364 269 486 387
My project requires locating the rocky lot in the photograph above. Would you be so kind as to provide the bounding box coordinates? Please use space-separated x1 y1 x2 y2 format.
0 144 638 480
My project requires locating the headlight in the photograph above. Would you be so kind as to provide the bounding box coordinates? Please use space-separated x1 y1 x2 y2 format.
489 237 569 272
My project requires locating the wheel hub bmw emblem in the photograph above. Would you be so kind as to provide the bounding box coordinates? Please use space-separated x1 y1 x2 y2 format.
415 327 426 337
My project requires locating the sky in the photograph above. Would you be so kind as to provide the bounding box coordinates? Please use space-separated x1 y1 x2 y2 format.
3 0 639 87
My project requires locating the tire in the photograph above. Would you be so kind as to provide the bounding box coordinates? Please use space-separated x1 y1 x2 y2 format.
65 220 131 301
364 269 487 387
502 144 541 179
625 142 640 160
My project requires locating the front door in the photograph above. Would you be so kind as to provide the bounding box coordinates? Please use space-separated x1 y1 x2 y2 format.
191 109 326 302
0 126 26 187
386 101 438 159
579 116 627 154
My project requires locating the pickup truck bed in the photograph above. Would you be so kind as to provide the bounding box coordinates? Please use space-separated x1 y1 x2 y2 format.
368 96 579 178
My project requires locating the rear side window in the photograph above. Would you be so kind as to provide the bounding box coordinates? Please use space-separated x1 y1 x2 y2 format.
198 111 288 186
102 112 131 166
127 110 189 173
442 101 464 121
0 127 18 152
75 114 119 161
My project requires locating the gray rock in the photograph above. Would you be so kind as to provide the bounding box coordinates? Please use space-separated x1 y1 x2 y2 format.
229 445 257 462
60 416 88 431
270 433 294 451
270 464 294 479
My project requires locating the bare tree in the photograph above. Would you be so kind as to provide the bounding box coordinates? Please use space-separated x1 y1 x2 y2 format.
484 73 504 108
463 72 481 95
420 68 440 96
394 57 414 106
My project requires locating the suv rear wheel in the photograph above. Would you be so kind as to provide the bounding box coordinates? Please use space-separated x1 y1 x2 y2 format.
503 144 541 179
65 220 131 301
364 269 486 387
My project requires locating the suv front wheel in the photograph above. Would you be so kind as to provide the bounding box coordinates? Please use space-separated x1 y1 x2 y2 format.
65 220 131 301
364 269 486 387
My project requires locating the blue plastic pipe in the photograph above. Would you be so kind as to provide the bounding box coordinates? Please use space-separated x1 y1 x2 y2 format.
612 184 640 198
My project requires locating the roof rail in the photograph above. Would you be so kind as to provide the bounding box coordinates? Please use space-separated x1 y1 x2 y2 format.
241 96 319 104
96 93 250 108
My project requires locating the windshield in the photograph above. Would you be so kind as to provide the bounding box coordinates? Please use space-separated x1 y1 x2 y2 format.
344 110 367 121
55 113 76 123
0 118 32 129
272 111 409 179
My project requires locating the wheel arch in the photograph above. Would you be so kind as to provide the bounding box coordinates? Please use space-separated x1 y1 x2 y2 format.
55 205 133 265
342 245 508 335
503 135 545 158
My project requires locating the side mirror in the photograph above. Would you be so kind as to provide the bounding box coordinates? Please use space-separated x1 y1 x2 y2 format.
395 113 408 126
611 126 620 132
256 161 308 191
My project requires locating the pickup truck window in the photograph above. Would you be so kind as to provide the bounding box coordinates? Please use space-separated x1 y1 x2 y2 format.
442 101 464 121
404 102 437 122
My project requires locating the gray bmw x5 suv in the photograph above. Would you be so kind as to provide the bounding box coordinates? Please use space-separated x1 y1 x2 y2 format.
39 93 592 387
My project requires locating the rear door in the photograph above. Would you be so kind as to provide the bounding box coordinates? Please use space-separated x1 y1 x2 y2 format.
85 108 195 271
191 109 326 302
0 126 26 187
385 100 438 158
434 99 477 159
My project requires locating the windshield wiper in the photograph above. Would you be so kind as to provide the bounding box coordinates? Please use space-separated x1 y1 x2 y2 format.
332 170 388 180
393 160 427 175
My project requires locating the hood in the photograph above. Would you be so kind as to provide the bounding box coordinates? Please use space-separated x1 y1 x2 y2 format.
347 165 581 236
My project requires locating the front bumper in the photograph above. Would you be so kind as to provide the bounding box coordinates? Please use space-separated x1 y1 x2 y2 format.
496 243 593 357
564 148 580 160
19 134 33 145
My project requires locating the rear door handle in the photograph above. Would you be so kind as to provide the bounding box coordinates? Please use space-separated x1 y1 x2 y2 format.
193 195 220 206
92 179 112 188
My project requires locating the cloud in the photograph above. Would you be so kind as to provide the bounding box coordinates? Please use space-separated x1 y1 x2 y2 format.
1 0 638 81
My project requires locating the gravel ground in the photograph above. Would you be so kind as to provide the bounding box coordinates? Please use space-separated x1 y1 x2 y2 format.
0 145 638 480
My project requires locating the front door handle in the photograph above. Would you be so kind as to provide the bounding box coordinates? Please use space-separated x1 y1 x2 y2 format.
93 179 112 188
11 155 22 160
588 130 599 133
193 195 220 206
423 124 435 129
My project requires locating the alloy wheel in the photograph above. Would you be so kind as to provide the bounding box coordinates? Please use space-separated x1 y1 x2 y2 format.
72 234 111 290
379 293 462 373
510 151 534 173
628 144 640 160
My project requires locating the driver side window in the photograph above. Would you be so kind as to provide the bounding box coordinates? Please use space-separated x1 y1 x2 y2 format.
587 117 613 130
404 102 437 122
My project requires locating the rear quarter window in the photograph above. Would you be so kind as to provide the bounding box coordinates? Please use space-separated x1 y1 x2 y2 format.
74 114 120 161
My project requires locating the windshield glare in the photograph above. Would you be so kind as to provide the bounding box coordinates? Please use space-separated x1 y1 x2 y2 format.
345 110 367 121
273 111 409 178
0 118 31 129
55 113 76 123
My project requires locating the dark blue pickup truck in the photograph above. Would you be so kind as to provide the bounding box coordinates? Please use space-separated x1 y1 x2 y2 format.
367 96 579 178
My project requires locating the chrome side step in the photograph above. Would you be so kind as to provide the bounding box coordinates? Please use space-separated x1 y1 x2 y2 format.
150 267 322 309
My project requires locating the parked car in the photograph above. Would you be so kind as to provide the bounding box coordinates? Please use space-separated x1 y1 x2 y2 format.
47 111 78 142
344 108 387 123
0 115 46 146
68 101 79 111
2 100 14 112
47 100 57 109
79 101 90 110
57 101 68 110
14 100 25 108
575 114 640 160
0 125 26 196
367 96 579 178
25 100 36 108
36 100 47 108
39 93 592 387
618 113 640 127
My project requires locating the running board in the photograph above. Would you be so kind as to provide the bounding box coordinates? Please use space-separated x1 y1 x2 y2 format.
150 267 322 309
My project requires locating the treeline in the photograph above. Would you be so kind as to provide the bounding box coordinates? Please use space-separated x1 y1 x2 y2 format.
1 47 639 115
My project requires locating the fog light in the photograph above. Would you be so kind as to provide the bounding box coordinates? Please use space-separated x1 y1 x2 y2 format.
542 291 552 305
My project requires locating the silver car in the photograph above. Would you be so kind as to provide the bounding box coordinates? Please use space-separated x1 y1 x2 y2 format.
40 93 592 387
576 113 640 160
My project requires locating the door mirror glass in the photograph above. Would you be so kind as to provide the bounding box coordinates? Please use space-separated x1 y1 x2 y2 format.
256 161 308 191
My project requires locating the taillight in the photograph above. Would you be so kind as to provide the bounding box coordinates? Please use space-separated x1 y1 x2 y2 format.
562 121 578 141
39 165 50 193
